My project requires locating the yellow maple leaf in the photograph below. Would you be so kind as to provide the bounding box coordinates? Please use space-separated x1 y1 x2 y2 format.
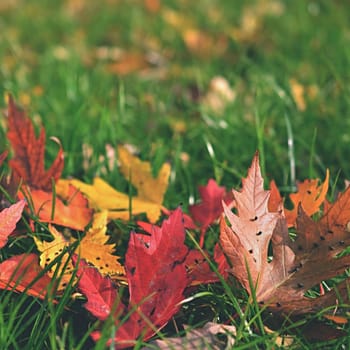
34 211 125 290
57 145 170 222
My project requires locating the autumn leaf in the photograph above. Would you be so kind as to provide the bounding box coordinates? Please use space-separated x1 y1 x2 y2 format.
77 207 189 347
220 152 281 294
143 322 236 350
190 179 233 247
58 146 170 223
0 253 52 299
285 170 329 227
0 200 26 248
220 152 350 321
138 219 219 285
7 95 64 191
117 144 170 222
73 258 122 321
34 211 124 290
268 179 283 212
21 184 92 231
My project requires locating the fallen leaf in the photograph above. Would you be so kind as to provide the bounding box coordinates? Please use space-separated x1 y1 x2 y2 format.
60 145 170 223
0 253 52 299
285 170 329 227
184 249 220 285
0 200 26 248
117 144 170 221
77 208 189 347
34 211 124 290
190 179 233 247
74 258 122 321
7 95 64 191
143 322 236 349
21 184 92 231
220 152 350 326
268 179 283 212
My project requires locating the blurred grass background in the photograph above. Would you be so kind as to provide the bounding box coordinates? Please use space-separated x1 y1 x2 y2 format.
0 0 349 201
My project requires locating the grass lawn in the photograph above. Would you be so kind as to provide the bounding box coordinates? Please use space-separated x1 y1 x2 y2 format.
1 0 350 348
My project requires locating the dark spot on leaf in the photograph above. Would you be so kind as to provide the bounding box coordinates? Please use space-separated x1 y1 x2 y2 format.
320 236 325 241
105 264 109 268
297 245 303 251
250 216 258 221
328 245 335 251
259 301 264 305
46 258 51 262
150 307 156 316
307 190 312 194
297 283 304 288
130 267 136 275
339 241 345 245
55 252 59 256
276 302 282 307
327 230 334 234
256 231 262 236
62 283 67 287
253 258 257 263
99 266 104 270
194 259 199 264
249 249 253 254
289 263 302 274
96 257 101 260
59 249 63 252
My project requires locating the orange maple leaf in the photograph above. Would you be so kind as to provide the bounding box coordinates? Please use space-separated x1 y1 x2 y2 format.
20 185 93 231
285 170 329 227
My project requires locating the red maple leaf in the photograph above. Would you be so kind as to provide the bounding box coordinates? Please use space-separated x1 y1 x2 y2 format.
0 200 26 248
76 208 189 348
189 179 233 247
0 253 52 299
7 95 64 191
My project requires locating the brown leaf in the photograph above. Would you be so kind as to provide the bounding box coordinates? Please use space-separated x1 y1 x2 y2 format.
220 152 281 295
221 152 350 327
143 322 236 350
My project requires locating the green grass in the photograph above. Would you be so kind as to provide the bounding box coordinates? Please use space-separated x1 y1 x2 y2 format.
1 0 350 348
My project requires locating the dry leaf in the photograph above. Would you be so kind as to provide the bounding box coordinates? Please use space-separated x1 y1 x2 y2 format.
143 322 236 350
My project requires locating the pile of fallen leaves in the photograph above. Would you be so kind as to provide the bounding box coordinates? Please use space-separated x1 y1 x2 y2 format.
1 96 350 348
